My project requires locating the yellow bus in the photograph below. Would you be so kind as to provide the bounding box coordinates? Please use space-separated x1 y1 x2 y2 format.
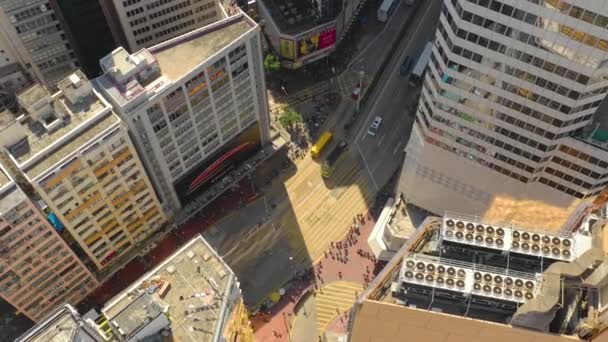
311 131 333 158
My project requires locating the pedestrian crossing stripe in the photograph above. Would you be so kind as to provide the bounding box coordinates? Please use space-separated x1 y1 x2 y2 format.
313 281 365 336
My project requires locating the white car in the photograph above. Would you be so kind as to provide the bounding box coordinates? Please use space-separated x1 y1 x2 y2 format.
367 116 383 136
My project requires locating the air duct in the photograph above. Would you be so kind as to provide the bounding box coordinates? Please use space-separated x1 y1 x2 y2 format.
510 219 606 331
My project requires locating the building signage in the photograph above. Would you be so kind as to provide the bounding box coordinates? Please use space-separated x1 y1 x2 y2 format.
296 24 337 61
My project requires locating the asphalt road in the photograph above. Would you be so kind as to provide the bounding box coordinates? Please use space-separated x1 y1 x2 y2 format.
354 0 443 189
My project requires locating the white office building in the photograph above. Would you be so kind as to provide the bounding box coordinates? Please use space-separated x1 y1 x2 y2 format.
95 13 270 218
100 0 233 53
400 0 608 231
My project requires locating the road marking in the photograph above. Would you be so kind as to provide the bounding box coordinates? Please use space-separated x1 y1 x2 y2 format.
355 1 438 143
393 141 403 155
347 0 405 68
378 134 386 146
295 181 323 210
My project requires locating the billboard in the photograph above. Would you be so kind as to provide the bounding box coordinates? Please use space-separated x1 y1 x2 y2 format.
173 123 262 205
296 24 337 61
280 38 295 61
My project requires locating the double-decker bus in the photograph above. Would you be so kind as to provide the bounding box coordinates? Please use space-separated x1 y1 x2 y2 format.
321 140 348 178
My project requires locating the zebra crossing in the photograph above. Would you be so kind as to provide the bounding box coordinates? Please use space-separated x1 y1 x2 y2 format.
314 281 364 334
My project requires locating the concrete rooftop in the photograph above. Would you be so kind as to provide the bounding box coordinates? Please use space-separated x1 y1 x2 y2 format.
6 89 117 180
15 304 105 342
150 16 253 81
103 235 234 342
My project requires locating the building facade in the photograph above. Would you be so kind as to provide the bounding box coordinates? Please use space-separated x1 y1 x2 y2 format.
95 13 270 217
0 0 79 88
400 0 608 231
0 70 166 270
258 0 366 69
0 162 98 322
100 0 227 53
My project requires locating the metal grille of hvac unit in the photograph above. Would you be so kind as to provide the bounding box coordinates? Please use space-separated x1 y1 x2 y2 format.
511 230 573 260
401 256 540 304
443 219 507 250
443 217 575 261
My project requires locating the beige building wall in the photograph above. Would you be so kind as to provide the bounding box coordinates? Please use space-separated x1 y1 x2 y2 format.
32 121 166 269
0 172 98 322
350 300 579 342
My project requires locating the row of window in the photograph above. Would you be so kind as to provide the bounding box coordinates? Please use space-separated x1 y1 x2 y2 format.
129 16 147 27
430 53 594 145
443 4 593 91
426 64 553 155
125 6 144 18
558 144 608 168
146 0 187 11
461 0 608 68
149 1 191 20
421 98 538 174
434 30 596 130
135 35 154 46
154 19 195 39
151 10 193 29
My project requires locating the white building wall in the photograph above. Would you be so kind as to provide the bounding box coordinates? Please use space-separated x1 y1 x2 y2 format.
124 29 268 213
400 0 608 231
110 0 224 52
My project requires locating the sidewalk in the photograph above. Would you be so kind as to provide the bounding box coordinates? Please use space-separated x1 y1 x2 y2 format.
251 210 384 341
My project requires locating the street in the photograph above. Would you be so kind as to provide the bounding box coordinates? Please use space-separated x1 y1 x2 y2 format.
353 0 443 189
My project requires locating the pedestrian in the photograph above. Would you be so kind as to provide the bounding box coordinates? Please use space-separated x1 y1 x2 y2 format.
338 271 342 279
324 251 328 259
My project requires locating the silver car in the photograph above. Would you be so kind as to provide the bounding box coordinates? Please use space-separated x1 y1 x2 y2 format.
367 116 383 136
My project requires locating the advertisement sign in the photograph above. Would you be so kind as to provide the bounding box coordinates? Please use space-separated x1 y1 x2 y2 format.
173 123 262 205
296 24 337 61
280 38 295 61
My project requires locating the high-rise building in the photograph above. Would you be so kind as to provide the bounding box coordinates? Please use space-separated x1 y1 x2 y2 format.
0 160 98 322
99 0 228 53
400 0 608 231
0 70 166 270
95 13 270 217
0 0 79 88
